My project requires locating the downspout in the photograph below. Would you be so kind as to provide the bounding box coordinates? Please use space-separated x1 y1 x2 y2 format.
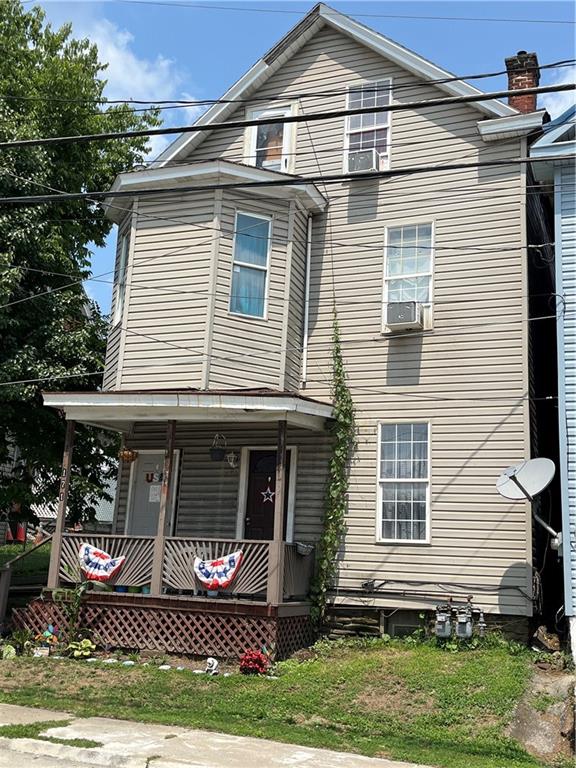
301 214 312 388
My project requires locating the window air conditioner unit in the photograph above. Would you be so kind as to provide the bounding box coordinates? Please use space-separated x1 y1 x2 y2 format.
347 148 378 173
386 301 423 331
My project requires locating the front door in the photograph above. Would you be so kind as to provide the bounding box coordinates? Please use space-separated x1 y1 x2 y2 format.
244 450 291 540
127 451 179 536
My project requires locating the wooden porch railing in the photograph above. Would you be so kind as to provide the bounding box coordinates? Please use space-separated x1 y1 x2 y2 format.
283 543 315 600
163 537 270 596
56 534 315 603
60 533 155 587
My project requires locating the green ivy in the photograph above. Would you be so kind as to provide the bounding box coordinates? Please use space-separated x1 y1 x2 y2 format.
310 314 355 627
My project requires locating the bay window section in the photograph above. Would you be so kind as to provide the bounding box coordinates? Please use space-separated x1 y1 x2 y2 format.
230 212 271 319
378 423 430 542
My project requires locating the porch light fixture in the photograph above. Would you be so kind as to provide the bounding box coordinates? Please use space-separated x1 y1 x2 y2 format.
225 450 239 469
118 446 138 464
209 433 227 462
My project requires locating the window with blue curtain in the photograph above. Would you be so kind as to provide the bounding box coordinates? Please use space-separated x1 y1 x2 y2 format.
230 212 270 318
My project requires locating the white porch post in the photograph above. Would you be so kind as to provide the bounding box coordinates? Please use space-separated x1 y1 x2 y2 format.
47 420 76 590
150 420 177 596
267 419 287 605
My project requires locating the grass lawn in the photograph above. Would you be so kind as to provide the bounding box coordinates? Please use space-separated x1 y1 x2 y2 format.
0 544 51 576
0 637 550 768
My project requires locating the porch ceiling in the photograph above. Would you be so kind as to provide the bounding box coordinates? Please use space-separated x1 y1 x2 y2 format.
42 388 334 433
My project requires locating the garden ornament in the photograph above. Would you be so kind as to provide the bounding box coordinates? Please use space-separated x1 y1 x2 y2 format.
205 657 219 675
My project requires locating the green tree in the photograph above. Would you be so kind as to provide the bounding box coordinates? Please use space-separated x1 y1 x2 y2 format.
0 1 159 523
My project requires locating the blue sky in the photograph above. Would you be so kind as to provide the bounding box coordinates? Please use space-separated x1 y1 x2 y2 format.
34 0 576 313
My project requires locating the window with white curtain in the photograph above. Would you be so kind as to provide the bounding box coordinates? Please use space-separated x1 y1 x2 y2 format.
112 232 129 326
378 422 430 542
229 212 271 319
384 223 433 305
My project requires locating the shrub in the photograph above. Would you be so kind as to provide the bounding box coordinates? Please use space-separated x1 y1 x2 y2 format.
239 649 269 675
66 639 96 659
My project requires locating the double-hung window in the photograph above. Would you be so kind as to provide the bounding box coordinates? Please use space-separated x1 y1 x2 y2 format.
230 212 271 319
345 79 391 173
112 232 129 326
378 423 430 542
384 223 433 305
247 105 294 173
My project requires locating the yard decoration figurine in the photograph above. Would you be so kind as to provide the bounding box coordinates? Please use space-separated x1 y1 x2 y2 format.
205 657 219 675
193 550 243 591
79 543 126 582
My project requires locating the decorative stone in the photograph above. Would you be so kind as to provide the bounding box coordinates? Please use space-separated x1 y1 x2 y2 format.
158 664 171 670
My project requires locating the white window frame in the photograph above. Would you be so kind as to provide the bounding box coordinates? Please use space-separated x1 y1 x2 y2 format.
382 221 435 332
344 78 392 173
376 421 431 544
246 103 296 174
229 210 271 321
112 232 129 327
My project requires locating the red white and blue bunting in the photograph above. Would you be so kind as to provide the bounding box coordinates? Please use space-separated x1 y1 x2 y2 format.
193 551 243 590
79 544 126 582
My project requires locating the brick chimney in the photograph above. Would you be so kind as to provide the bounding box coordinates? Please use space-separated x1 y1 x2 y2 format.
505 51 540 113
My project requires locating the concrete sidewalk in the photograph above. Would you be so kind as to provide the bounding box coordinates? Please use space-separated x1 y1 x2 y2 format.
0 703 432 768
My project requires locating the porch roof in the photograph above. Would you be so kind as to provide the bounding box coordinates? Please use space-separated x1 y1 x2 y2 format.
42 388 334 433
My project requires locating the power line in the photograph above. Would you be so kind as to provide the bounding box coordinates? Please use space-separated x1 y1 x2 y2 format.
1 83 573 151
1 58 572 109
110 1 576 26
0 153 571 207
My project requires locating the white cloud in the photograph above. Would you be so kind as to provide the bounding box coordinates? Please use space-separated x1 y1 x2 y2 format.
38 5 202 161
541 65 576 118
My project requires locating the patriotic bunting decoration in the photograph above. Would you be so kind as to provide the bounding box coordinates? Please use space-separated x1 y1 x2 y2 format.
79 543 126 582
193 551 243 590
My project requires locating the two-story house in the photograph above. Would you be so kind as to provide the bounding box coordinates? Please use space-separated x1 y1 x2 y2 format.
18 4 556 656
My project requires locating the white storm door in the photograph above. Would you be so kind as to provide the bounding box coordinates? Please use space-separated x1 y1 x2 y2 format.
126 451 179 536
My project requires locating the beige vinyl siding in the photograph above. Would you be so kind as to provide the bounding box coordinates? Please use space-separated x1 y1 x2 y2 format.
118 193 215 390
207 192 298 390
113 422 331 541
103 214 131 390
284 208 308 390
183 25 530 614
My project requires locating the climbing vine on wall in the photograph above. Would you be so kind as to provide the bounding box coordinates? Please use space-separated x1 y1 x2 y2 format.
310 314 355 627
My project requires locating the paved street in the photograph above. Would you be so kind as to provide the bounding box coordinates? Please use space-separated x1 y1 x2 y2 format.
0 703 431 768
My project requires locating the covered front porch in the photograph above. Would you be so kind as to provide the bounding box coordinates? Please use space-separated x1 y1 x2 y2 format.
16 390 333 657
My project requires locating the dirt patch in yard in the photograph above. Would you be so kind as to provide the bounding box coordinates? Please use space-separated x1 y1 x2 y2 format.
355 676 435 717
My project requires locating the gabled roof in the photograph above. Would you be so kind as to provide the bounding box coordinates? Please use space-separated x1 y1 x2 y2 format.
156 2 517 167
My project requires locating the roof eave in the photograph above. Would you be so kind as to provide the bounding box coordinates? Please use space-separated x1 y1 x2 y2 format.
477 110 547 142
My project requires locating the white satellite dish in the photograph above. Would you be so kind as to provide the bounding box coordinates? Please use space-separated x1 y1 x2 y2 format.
496 458 555 502
496 458 561 552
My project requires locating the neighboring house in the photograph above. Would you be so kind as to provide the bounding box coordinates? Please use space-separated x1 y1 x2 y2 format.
530 106 576 655
19 4 560 655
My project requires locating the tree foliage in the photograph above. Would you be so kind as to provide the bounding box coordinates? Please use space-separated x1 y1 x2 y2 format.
310 314 355 627
0 1 159 522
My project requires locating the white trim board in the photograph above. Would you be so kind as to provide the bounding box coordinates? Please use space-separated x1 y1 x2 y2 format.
235 446 297 543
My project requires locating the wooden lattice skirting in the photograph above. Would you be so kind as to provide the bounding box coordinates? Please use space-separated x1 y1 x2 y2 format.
12 594 315 660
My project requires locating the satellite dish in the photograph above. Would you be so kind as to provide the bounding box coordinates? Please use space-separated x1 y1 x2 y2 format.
496 458 555 502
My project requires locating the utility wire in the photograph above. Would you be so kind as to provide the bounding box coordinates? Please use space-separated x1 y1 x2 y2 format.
1 58 572 108
0 83 573 151
110 1 576 26
0 154 571 207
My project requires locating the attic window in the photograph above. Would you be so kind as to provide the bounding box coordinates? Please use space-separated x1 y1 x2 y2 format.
345 79 392 173
247 104 295 173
